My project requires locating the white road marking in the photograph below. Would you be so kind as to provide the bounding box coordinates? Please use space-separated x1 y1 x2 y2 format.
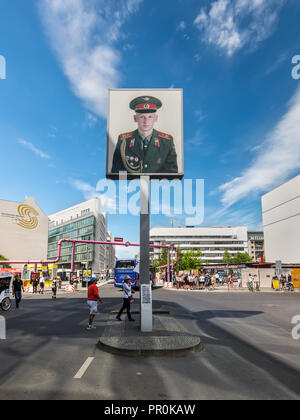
74 357 95 379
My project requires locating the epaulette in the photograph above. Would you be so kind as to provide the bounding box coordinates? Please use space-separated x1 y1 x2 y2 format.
120 132 134 141
157 131 172 140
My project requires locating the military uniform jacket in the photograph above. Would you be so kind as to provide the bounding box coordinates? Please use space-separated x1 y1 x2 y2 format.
111 129 178 174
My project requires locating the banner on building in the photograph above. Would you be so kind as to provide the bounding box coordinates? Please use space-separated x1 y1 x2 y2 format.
106 89 184 180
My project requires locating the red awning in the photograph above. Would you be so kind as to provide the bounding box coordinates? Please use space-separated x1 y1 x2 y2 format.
0 268 21 274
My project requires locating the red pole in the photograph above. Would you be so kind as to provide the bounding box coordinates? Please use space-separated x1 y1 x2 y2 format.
0 239 172 266
71 243 75 272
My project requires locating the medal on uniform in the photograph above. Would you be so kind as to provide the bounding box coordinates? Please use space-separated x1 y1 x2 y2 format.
129 139 135 148
155 138 160 147
120 140 142 173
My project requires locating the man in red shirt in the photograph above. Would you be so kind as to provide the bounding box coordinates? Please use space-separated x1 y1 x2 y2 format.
87 279 103 330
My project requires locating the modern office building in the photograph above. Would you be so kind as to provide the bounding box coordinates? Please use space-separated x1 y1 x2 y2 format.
150 226 248 264
48 198 107 274
105 232 116 274
0 196 48 267
247 231 264 262
262 174 300 264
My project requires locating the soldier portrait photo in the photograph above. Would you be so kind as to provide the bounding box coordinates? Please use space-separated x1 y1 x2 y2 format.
107 90 183 179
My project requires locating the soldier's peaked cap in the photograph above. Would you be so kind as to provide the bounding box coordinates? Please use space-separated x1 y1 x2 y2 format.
130 96 162 113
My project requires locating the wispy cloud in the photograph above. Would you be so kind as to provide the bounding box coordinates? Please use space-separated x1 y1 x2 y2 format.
177 21 186 31
18 138 51 159
70 178 117 212
86 112 98 127
195 109 207 122
204 204 262 230
194 0 285 56
186 129 205 147
39 0 142 118
219 86 300 207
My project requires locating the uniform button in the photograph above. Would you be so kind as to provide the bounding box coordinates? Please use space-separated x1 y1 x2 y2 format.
144 164 148 168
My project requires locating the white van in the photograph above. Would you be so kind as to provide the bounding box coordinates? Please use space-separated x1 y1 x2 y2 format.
0 274 13 311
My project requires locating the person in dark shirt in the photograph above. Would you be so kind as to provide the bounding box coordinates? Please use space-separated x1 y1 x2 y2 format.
12 275 24 309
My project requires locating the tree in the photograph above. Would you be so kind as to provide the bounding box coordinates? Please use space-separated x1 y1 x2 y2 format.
175 248 202 272
231 252 253 264
222 250 232 264
0 254 11 269
152 248 168 268
175 247 185 272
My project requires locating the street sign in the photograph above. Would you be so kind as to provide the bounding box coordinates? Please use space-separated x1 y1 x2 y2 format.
114 237 123 242
276 260 282 272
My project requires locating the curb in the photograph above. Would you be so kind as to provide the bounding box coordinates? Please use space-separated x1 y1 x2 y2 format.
97 335 202 357
97 337 203 357
97 313 202 357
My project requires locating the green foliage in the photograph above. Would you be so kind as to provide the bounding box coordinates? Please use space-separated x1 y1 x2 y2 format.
222 250 232 264
175 247 202 272
231 252 253 264
222 251 253 264
151 248 168 268
175 247 185 272
152 247 202 272
0 254 11 269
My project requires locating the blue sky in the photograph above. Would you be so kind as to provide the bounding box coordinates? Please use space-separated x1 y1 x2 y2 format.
1 0 300 258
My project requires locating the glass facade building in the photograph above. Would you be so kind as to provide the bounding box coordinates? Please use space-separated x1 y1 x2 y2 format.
48 215 95 264
47 198 108 274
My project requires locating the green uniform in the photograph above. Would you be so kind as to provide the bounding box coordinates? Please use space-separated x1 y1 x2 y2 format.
111 129 178 174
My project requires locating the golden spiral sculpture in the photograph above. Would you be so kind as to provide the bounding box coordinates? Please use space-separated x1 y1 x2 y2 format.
17 204 39 230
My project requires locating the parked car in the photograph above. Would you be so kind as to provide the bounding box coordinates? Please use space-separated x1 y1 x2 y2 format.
0 274 13 311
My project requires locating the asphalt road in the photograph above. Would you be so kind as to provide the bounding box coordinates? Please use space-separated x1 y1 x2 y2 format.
0 286 300 400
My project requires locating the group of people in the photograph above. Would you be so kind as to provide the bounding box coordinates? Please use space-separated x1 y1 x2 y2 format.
10 274 62 309
172 272 242 290
87 275 134 330
271 273 293 290
70 276 80 290
30 275 46 294
173 272 221 290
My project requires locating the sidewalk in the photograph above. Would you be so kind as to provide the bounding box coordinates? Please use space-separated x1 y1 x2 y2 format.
161 285 300 293
98 300 201 356
22 279 112 296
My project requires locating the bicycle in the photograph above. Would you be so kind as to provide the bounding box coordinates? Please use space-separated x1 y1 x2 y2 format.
247 281 254 292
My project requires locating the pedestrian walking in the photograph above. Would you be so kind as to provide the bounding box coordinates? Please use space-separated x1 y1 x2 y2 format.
87 278 103 330
39 275 45 294
200 274 205 289
172 273 177 288
280 275 285 290
32 277 39 294
195 275 200 290
52 277 58 299
74 277 79 291
116 276 135 322
12 275 24 309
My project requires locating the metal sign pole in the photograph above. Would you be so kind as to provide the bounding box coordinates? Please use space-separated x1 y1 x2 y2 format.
140 176 152 332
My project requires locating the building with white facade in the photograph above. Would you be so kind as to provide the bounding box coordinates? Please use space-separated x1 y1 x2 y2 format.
48 198 107 274
150 226 248 264
105 232 116 274
247 231 264 262
262 174 300 264
0 196 48 266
